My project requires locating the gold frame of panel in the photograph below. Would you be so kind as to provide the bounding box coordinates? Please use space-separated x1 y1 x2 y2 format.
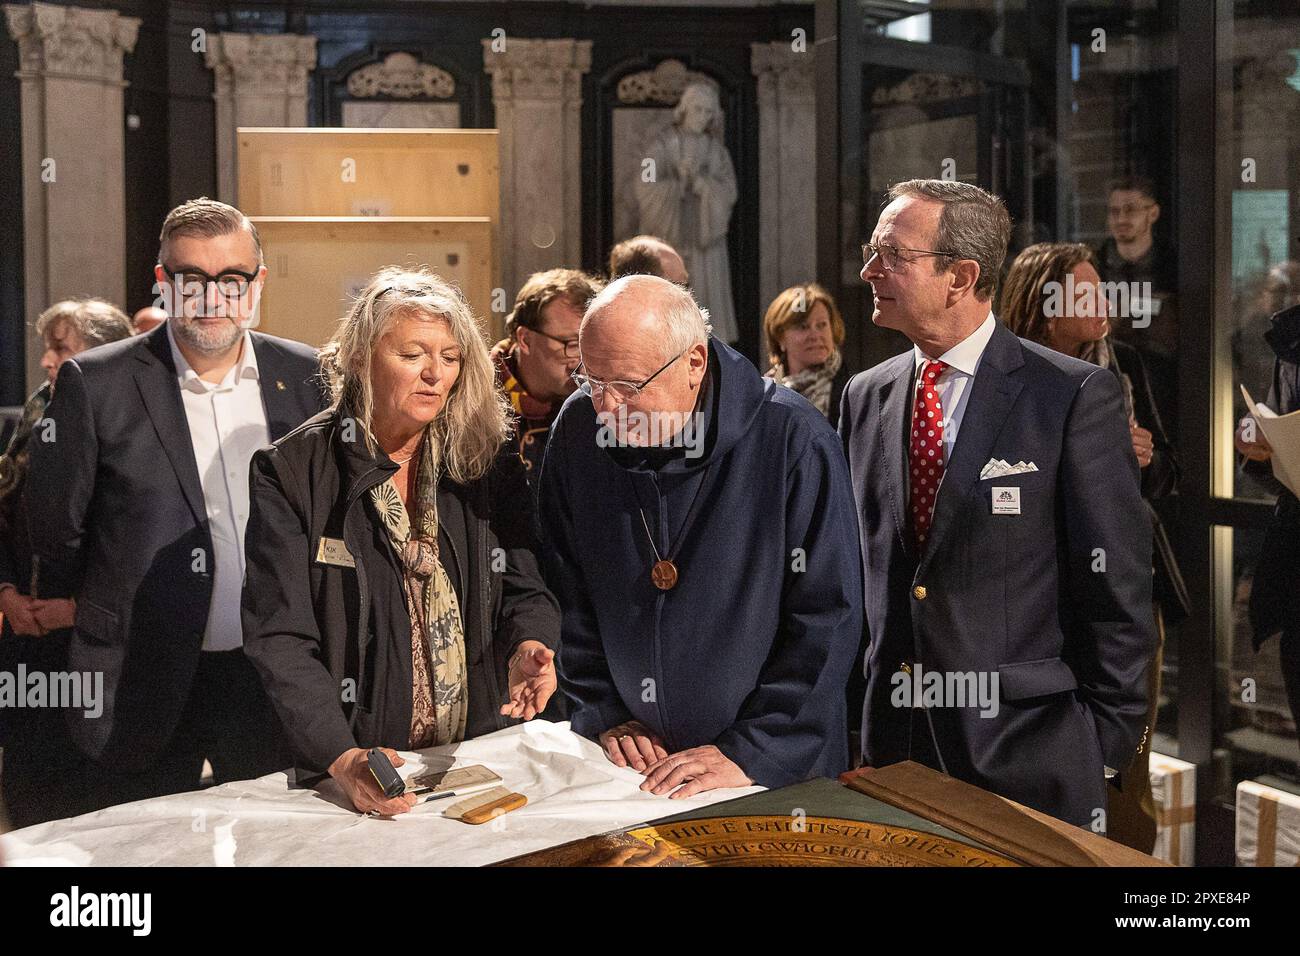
250 216 496 347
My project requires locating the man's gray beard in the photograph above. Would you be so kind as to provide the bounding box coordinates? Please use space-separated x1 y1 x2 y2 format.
172 315 243 355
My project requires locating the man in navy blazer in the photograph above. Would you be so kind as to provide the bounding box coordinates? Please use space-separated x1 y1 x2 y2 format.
26 199 328 812
839 180 1155 829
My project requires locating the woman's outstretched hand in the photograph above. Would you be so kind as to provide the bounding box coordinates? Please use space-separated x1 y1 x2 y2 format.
500 640 556 721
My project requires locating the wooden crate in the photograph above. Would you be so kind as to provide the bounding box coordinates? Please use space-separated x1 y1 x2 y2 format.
236 127 499 219
250 216 497 347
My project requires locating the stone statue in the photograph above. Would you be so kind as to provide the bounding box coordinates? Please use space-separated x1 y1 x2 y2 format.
634 83 739 343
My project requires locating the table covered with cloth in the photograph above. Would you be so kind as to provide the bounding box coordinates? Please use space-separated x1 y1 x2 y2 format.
0 720 763 866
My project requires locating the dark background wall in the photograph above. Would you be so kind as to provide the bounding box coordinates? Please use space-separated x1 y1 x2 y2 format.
1 0 812 402
0 0 223 404
296 0 813 362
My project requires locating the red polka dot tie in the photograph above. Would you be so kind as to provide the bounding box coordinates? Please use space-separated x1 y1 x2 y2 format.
909 359 949 551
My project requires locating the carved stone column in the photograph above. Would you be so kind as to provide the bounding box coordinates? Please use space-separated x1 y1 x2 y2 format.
483 38 591 300
752 42 817 342
5 1 140 389
204 32 317 203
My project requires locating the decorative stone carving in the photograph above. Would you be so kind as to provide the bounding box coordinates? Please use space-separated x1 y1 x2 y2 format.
617 58 717 105
346 52 455 100
5 2 140 391
484 37 589 103
633 82 739 344
205 32 317 101
5 1 138 83
203 32 317 202
483 38 591 302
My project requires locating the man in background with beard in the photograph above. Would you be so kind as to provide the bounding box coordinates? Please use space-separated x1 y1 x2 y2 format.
27 198 327 811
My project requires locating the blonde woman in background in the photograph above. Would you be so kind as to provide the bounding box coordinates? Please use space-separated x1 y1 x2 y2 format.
763 283 851 429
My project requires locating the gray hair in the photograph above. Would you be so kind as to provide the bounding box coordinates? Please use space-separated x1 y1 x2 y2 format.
319 265 510 484
886 179 1011 301
583 274 712 362
36 298 134 349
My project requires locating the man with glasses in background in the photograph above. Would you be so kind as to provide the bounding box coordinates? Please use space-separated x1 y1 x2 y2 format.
492 269 604 489
1096 175 1178 430
840 179 1155 829
27 198 328 811
537 273 862 796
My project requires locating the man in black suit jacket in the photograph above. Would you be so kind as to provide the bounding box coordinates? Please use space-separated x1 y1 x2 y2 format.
26 199 327 811
840 180 1155 829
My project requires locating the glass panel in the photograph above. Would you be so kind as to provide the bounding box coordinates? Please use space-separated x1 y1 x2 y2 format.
1213 0 1300 805
1215 526 1300 800
859 0 1028 58
1224 6 1300 502
850 0 1184 749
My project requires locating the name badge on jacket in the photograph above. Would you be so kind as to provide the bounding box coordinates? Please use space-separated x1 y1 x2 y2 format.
991 487 1021 515
315 536 356 568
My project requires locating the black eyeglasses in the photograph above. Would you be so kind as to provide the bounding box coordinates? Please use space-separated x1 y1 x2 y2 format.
1106 202 1154 218
862 242 961 273
526 325 580 359
161 264 260 300
571 349 686 404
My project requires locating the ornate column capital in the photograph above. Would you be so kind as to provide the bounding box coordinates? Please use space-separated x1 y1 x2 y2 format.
750 40 815 100
203 32 318 99
482 37 592 104
5 1 140 85
201 32 317 203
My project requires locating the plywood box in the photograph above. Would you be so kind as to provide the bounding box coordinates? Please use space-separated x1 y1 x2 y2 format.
1149 752 1196 866
250 216 497 347
1237 779 1300 866
237 128 499 220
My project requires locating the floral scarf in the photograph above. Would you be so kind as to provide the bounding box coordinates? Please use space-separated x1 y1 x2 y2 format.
368 433 468 749
768 348 843 417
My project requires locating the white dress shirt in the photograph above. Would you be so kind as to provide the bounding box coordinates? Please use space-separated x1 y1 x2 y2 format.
167 325 270 652
907 312 997 501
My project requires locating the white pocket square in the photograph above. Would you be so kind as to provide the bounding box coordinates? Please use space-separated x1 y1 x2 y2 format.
980 458 1039 480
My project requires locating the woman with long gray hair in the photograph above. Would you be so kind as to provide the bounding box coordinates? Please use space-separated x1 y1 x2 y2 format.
241 266 560 816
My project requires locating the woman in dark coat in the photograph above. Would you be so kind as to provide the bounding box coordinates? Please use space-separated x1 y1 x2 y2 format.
1001 242 1189 853
1237 301 1300 758
241 266 561 816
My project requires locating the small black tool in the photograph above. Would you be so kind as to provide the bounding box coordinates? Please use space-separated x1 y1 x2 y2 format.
366 748 405 798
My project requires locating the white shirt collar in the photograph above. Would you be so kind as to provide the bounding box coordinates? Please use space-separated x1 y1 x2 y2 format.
913 312 997 377
166 322 260 392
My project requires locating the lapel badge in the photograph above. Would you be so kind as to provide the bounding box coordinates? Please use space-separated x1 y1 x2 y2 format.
276 380 286 391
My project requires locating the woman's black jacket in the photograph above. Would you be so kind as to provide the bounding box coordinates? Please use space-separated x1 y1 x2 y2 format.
241 405 560 780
